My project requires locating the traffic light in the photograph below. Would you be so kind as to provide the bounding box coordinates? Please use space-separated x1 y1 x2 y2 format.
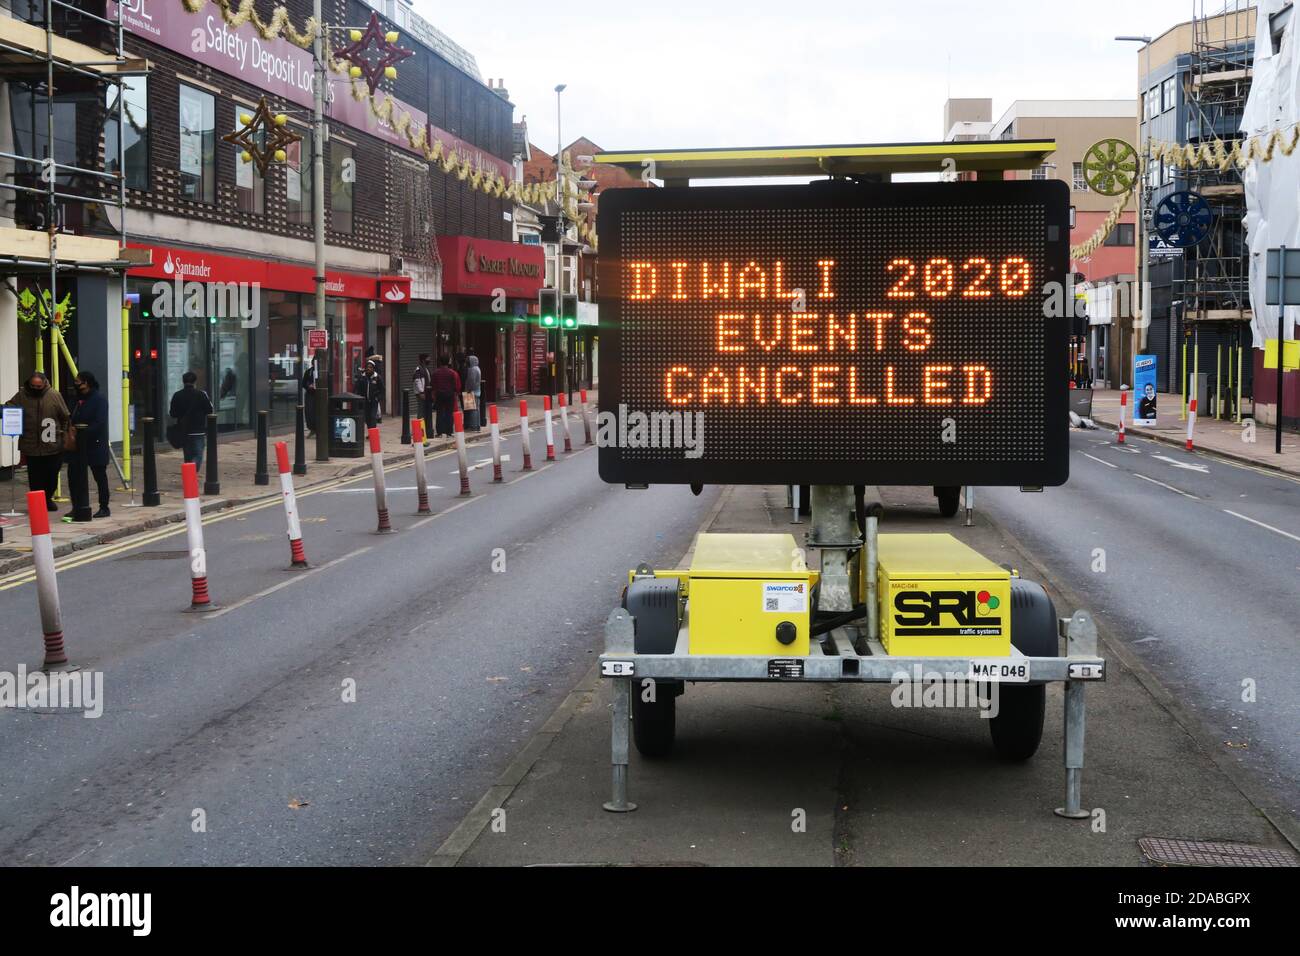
539 288 558 328
561 293 578 330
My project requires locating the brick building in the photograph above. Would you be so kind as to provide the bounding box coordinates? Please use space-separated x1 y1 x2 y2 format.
5 0 537 446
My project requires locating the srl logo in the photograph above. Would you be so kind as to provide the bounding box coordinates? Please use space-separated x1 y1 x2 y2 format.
893 590 1000 627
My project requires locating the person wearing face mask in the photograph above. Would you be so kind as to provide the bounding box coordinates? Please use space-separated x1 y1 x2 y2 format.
70 370 111 518
4 371 71 512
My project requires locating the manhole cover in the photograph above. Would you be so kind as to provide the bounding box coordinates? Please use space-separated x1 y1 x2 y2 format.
118 549 188 561
1138 838 1297 868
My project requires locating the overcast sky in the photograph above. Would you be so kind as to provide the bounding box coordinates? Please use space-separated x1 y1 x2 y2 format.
411 0 1229 155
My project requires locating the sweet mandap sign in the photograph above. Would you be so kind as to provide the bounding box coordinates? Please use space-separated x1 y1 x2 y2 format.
596 181 1070 487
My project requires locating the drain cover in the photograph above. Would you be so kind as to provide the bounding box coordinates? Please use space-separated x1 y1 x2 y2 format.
1138 838 1297 868
118 549 188 561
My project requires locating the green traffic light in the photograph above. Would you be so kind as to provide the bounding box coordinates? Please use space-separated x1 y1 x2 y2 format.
541 314 557 328
562 317 577 329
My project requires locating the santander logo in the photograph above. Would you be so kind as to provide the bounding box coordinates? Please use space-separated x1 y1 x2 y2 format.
384 285 407 302
161 251 212 279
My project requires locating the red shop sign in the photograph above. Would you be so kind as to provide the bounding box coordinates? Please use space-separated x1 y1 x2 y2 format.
437 236 545 298
128 244 386 301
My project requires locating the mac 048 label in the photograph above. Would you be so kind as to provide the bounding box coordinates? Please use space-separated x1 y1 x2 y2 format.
596 180 1070 487
763 582 808 613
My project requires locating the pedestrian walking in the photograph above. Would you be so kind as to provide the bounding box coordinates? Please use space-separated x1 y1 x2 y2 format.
4 370 69 512
463 352 482 431
359 359 383 428
70 371 111 518
430 354 461 438
169 371 214 472
365 346 384 422
412 353 433 437
301 361 318 435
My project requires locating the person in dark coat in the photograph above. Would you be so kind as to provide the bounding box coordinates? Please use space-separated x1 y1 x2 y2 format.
429 354 461 437
301 361 318 435
358 359 383 428
412 353 433 438
4 370 69 511
169 371 214 472
70 370 111 517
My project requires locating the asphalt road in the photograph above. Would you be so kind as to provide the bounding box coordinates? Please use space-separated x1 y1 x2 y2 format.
0 436 719 865
981 428 1300 829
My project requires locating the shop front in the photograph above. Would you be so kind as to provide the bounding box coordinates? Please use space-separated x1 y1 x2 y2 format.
125 243 407 439
434 236 544 405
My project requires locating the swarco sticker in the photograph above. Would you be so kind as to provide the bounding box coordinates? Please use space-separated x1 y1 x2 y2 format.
763 582 808 613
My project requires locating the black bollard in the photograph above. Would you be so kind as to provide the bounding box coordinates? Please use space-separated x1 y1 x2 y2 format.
204 413 220 496
401 389 411 444
254 410 269 485
69 424 93 521
142 417 160 506
294 403 307 476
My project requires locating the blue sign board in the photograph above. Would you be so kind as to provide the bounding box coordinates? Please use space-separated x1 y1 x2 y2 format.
1133 355 1157 425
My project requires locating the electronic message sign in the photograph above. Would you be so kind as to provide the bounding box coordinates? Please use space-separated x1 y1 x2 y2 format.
596 181 1070 487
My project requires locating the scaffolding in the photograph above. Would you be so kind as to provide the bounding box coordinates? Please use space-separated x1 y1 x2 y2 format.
1174 0 1255 418
0 0 149 353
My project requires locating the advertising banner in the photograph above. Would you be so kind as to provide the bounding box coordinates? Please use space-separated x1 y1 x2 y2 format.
1133 354 1158 425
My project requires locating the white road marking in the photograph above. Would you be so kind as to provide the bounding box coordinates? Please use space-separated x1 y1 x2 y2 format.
206 548 372 619
1222 509 1300 544
1080 452 1117 469
324 486 438 493
1151 454 1210 473
1133 473 1199 499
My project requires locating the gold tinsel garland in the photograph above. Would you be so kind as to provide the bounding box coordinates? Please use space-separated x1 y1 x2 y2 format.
175 0 598 247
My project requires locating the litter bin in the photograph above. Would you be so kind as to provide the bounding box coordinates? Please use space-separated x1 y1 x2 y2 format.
330 393 366 458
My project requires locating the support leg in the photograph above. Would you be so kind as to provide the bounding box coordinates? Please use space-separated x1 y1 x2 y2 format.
603 677 637 812
1054 680 1089 819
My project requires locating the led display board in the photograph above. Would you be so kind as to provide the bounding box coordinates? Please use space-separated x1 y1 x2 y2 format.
596 181 1070 486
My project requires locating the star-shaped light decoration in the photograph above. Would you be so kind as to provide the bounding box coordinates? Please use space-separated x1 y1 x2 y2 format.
338 12 413 95
221 97 301 177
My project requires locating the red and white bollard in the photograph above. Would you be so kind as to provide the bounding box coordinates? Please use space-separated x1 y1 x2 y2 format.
580 389 593 445
488 404 503 482
1186 397 1198 451
275 441 309 568
1117 385 1128 445
558 393 574 453
27 491 68 667
182 462 214 610
454 410 472 496
369 427 393 533
412 418 432 514
543 395 556 462
519 399 533 471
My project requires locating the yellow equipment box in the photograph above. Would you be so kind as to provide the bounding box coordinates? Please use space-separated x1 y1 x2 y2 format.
873 534 1012 657
687 533 818 656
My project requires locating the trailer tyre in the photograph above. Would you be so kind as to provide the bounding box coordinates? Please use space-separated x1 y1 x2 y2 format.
632 686 677 758
989 579 1058 761
935 486 961 518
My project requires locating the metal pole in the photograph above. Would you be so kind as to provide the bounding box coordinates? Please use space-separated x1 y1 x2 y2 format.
555 85 569 405
602 676 636 813
1139 40 1151 355
141 416 160 506
312 1 330 463
1054 681 1090 819
204 412 219 496
254 409 269 485
1279 245 1287 455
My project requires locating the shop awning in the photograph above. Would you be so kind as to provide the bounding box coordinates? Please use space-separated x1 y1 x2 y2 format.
0 225 147 273
594 140 1057 180
0 16 148 78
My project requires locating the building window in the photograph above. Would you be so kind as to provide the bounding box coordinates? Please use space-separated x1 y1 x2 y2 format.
1030 164 1050 180
1148 158 1161 188
1072 161 1089 191
330 141 353 234
1103 222 1136 246
1162 76 1177 111
178 84 214 204
1144 86 1160 120
286 130 313 226
234 116 264 214
105 76 147 190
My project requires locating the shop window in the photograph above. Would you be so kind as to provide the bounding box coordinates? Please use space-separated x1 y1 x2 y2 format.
330 141 354 234
178 84 215 204
105 76 148 190
235 114 265 214
286 130 313 225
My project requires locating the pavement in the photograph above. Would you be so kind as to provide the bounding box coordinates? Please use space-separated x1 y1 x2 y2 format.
437 449 1300 866
0 392 592 575
1088 388 1300 477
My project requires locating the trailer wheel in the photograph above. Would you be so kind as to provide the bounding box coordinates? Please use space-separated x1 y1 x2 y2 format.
633 684 677 758
989 579 1059 761
988 685 1045 761
935 486 961 517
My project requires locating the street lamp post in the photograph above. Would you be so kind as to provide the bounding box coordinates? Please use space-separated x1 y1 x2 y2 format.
554 83 568 401
312 0 330 462
1118 34 1154 384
